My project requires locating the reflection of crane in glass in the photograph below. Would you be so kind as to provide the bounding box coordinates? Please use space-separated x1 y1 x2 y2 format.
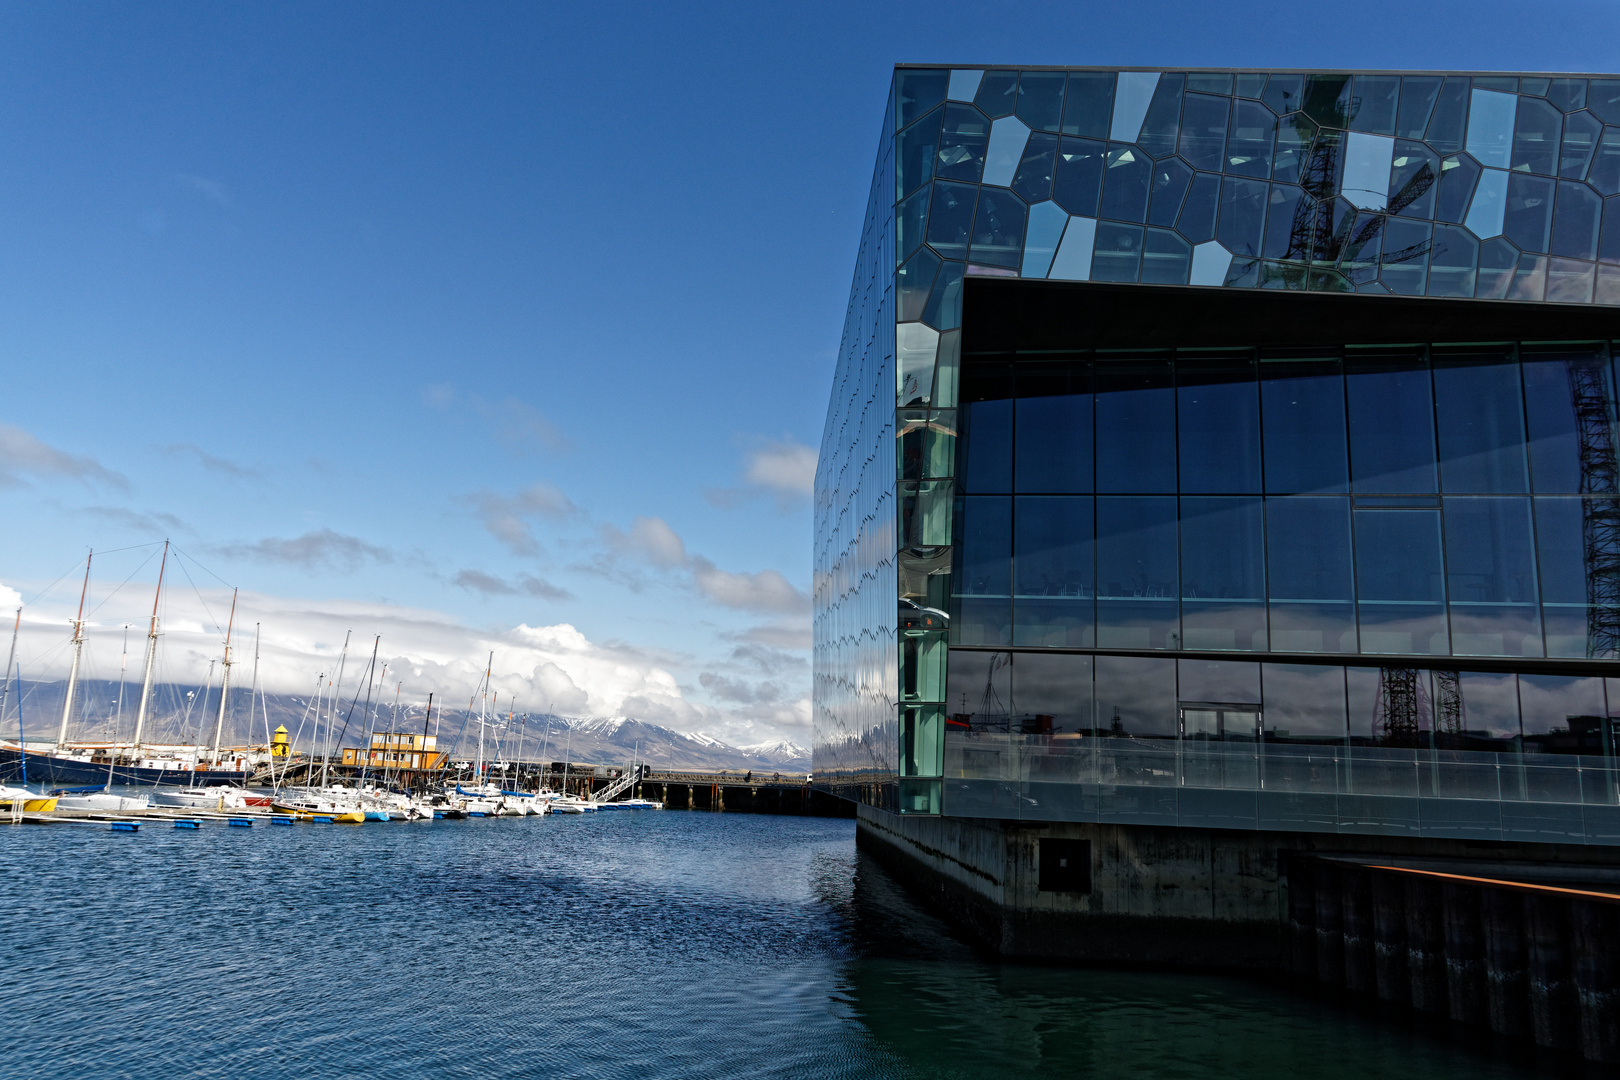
1375 667 1427 748
1568 357 1620 658
1434 670 1464 744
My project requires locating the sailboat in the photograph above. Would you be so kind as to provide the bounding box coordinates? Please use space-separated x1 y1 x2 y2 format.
0 544 260 787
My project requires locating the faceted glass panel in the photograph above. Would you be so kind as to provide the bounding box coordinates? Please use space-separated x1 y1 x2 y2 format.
1397 76 1442 139
983 117 1032 188
922 260 964 329
1178 172 1221 243
1091 222 1143 282
1351 75 1400 135
1592 128 1620 196
1505 173 1556 253
973 70 1019 119
953 495 1011 647
1560 111 1602 179
1381 218 1432 295
1111 72 1160 142
1012 132 1059 203
1137 74 1185 157
926 181 977 260
1147 157 1193 226
1435 154 1481 224
1549 78 1590 113
1512 96 1563 175
1427 224 1478 298
1012 652 1093 734
1141 228 1192 285
896 70 950 130
896 247 941 322
1261 185 1306 260
896 185 930 265
938 103 991 183
1591 80 1620 125
1099 144 1152 222
1523 344 1613 493
1016 71 1067 133
1095 654 1177 739
1391 141 1440 219
1062 72 1115 139
1468 89 1517 168
1262 664 1348 743
897 106 943 199
1179 93 1230 172
1053 137 1106 216
1426 77 1471 155
1218 177 1267 258
1226 99 1276 179
969 187 1027 269
1272 114 1315 185
1551 181 1602 260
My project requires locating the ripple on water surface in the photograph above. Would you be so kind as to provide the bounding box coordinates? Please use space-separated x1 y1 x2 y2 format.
0 812 1557 1079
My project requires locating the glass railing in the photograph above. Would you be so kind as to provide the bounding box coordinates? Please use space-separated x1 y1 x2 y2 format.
943 732 1620 807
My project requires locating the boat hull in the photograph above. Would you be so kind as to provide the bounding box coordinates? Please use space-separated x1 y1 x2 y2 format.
0 747 251 788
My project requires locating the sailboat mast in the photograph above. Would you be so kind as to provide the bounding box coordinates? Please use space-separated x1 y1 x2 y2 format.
319 630 351 789
57 551 92 750
476 651 492 782
131 540 169 759
0 608 19 742
211 588 238 766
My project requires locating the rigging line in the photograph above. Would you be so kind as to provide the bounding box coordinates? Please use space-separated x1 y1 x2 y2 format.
168 547 235 591
19 556 87 609
170 552 223 636
84 548 161 619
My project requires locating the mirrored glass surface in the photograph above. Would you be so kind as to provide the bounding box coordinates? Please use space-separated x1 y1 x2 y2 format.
938 103 990 183
1179 94 1229 171
1355 507 1448 655
1177 352 1259 492
1432 346 1528 492
1141 228 1191 285
1560 111 1602 179
1016 71 1066 133
1181 496 1266 651
973 70 1019 118
1053 137 1105 216
1091 222 1143 282
896 70 950 130
1266 496 1355 653
1262 664 1347 744
1095 654 1176 738
1391 141 1439 218
1443 496 1541 657
1014 496 1095 647
896 106 942 199
1225 99 1275 178
1218 177 1267 258
1468 89 1517 168
926 181 976 260
1011 132 1058 203
1520 674 1607 756
1512 96 1563 175
1260 355 1347 493
1061 72 1114 139
1426 77 1471 154
1015 360 1092 493
1177 172 1221 243
1011 652 1093 733
1097 496 1179 650
1095 355 1174 492
1523 344 1613 493
969 186 1026 268
1551 181 1602 259
1427 224 1478 297
1147 157 1193 226
1505 173 1555 252
1346 348 1437 493
1099 143 1152 222
1351 75 1400 135
1534 496 1596 657
952 495 1011 646
1397 76 1442 139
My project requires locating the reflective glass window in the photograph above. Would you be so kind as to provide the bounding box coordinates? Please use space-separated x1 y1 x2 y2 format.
1137 74 1185 158
1015 360 1092 493
1505 173 1556 253
1099 144 1151 222
1261 355 1348 494
1147 157 1193 226
1520 674 1607 759
1534 496 1598 658
1097 497 1179 650
1425 77 1471 155
1016 71 1066 132
1443 497 1541 657
1012 652 1094 735
1346 348 1437 493
969 188 1026 269
1061 72 1114 139
897 106 942 199
1053 137 1105 216
926 181 976 260
1427 224 1478 298
1266 496 1355 654
1468 89 1517 168
1178 353 1259 492
1263 74 1304 115
1261 185 1306 260
1477 237 1519 299
1397 77 1442 139
937 104 990 182
899 704 943 776
1604 200 1620 265
1095 355 1175 493
1141 228 1191 285
1432 346 1527 493
1181 496 1266 651
899 481 953 548
1390 141 1439 219
1272 115 1314 185
1014 496 1095 647
1091 222 1143 282
1261 664 1348 743
1434 154 1481 224
1235 73 1267 99
896 70 950 130
896 185 930 265
1523 344 1613 493
1381 219 1432 295
1226 99 1275 179
1094 655 1177 739
1549 79 1590 113
952 496 1011 646
973 71 1018 119
1551 181 1603 260
1592 80 1620 125
1185 73 1233 96
922 260 964 330
1179 94 1229 171
896 247 941 322
1302 75 1354 128
1218 177 1267 258
1354 508 1448 655
897 409 955 482
1512 97 1563 175
1455 672 1523 748
1593 128 1620 197
1340 212 1383 285
1179 658 1261 703
1177 172 1221 243
1560 111 1602 179
1011 132 1059 203
1351 75 1400 135
960 391 1012 494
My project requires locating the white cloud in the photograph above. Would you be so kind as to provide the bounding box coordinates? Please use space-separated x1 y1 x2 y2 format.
743 439 817 497
462 483 577 557
158 443 259 481
0 424 126 490
600 516 687 568
451 568 572 602
689 557 808 614
215 529 392 571
423 384 568 454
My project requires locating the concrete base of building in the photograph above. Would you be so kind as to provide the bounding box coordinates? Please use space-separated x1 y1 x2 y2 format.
855 804 1620 972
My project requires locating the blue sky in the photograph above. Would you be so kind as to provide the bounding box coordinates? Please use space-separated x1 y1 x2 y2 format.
1 0 1616 746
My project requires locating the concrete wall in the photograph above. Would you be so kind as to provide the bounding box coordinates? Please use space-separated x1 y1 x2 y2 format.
857 805 1620 970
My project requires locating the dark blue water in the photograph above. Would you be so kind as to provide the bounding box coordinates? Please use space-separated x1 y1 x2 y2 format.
0 812 1556 1079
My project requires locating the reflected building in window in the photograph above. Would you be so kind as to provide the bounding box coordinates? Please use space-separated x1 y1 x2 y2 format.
815 66 1620 842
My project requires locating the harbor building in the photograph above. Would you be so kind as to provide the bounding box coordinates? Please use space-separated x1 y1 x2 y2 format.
815 66 1620 1058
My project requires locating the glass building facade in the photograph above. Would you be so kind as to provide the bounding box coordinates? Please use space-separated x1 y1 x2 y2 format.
815 66 1620 843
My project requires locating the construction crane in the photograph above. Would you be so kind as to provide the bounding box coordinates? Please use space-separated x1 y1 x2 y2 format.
1374 667 1428 748
1434 670 1464 745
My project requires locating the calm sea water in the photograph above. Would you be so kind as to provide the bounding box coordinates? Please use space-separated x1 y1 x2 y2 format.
0 810 1558 1079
